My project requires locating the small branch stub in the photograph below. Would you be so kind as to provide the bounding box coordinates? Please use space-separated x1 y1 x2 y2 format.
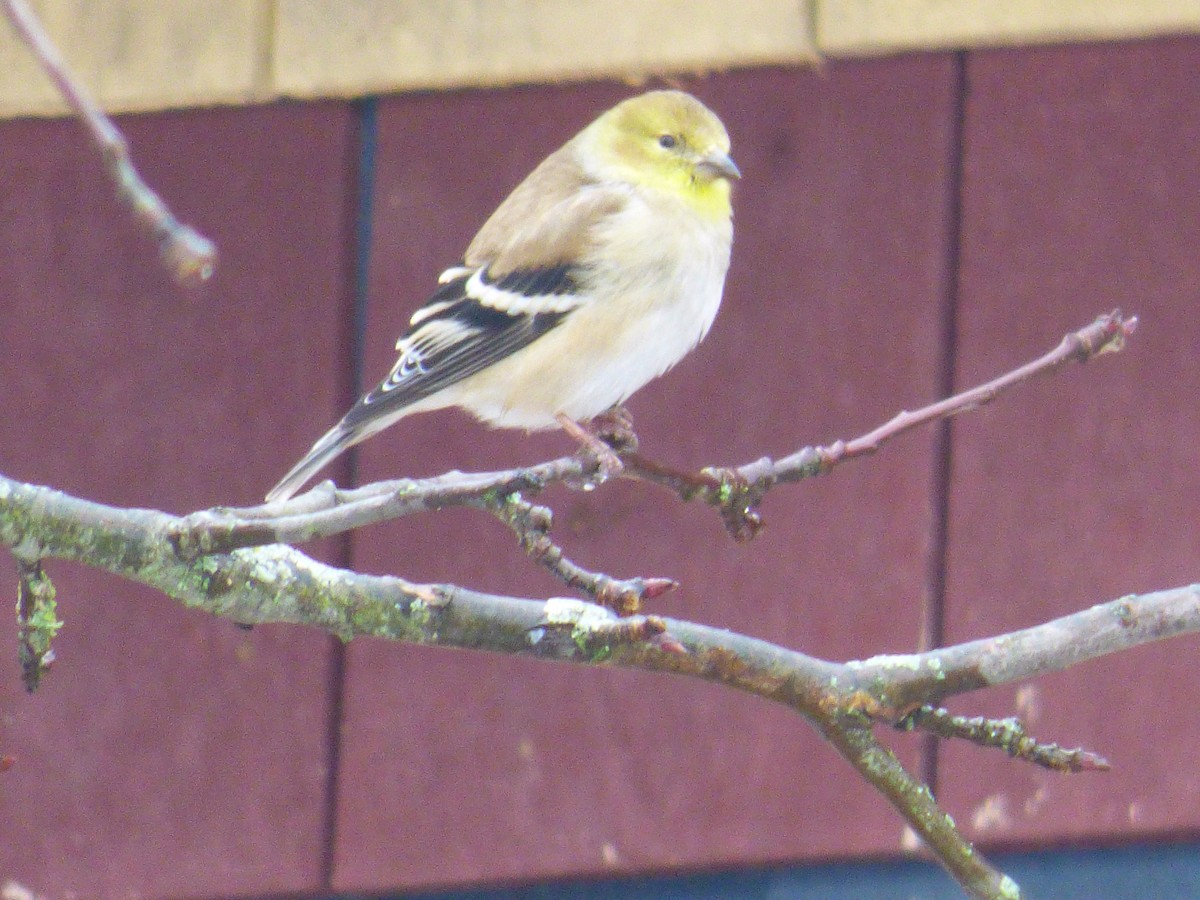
15 557 62 692
901 706 1111 773
494 492 678 615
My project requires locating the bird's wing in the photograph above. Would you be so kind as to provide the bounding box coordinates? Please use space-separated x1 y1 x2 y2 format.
264 218 604 504
339 184 627 433
341 266 573 430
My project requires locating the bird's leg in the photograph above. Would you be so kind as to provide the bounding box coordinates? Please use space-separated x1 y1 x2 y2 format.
587 404 639 453
555 412 624 481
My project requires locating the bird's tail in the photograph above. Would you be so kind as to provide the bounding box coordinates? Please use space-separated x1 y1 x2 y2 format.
265 425 358 503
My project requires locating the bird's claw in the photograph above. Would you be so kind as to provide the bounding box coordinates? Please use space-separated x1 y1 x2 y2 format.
588 405 639 453
556 411 628 487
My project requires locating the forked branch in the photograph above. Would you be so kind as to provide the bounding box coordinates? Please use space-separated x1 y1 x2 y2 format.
0 8 1160 894
4 470 1194 899
168 311 1137 562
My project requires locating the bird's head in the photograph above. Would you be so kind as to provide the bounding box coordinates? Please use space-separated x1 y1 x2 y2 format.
581 90 739 220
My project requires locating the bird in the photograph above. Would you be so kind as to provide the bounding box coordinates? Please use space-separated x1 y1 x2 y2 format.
266 89 739 503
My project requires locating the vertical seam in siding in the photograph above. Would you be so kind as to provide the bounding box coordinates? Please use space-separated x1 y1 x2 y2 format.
919 50 968 797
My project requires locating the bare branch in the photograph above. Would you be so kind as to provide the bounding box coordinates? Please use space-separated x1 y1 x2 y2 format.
169 310 1138 555
627 310 1137 539
491 491 677 614
168 459 588 556
849 585 1200 716
831 308 1136 463
0 467 1193 898
899 707 1110 773
0 310 1147 899
822 716 1022 900
2 0 217 286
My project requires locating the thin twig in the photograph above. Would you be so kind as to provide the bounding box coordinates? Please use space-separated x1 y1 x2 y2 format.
170 310 1137 553
626 310 1138 539
829 308 1135 461
491 492 676 614
899 707 1110 773
2 0 217 286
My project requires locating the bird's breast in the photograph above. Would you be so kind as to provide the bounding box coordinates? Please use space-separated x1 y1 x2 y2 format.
446 193 732 428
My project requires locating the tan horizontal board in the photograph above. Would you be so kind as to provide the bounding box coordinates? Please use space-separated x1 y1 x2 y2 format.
0 0 270 119
272 0 817 97
3 0 1200 119
819 0 1200 55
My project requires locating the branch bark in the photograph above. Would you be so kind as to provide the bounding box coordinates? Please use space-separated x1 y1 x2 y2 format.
1 4 1157 894
2 0 217 286
0 311 1152 899
4 471 1196 898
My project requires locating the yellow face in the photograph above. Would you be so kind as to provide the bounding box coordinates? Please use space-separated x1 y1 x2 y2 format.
588 90 739 218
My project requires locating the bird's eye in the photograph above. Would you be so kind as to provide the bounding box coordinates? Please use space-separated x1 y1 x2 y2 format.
657 134 677 149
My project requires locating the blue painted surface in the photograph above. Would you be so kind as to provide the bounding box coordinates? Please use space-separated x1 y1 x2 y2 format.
332 843 1200 899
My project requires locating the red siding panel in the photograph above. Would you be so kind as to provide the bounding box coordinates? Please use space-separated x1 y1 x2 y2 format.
6 35 1189 899
942 38 1200 846
0 104 355 897
333 60 956 890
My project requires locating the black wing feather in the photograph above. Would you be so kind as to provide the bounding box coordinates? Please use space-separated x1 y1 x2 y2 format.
494 263 577 298
341 266 578 431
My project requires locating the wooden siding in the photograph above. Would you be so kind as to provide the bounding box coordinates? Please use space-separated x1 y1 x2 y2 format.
1 34 1199 899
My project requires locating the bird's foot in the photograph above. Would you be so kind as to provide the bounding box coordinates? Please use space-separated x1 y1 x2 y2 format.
587 405 639 453
556 412 625 483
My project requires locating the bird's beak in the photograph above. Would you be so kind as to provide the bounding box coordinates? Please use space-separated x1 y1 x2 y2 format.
697 150 741 181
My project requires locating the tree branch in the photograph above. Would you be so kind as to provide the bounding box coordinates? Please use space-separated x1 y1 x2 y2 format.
822 716 1021 900
2 0 217 286
4 465 1195 898
899 707 1110 773
625 309 1137 540
0 307 1147 900
849 584 1200 716
167 310 1138 556
491 491 677 614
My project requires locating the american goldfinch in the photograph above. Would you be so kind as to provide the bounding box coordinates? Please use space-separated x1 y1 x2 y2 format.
267 90 738 503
